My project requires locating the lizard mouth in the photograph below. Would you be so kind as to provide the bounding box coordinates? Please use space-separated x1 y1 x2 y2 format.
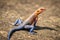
39 7 46 10
40 8 45 10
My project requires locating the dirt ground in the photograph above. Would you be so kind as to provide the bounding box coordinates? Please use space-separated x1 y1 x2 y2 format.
0 0 60 40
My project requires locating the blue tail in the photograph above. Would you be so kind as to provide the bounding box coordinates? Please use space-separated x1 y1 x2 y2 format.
8 26 23 40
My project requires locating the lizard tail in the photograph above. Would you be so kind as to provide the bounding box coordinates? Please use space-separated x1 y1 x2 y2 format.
8 26 23 40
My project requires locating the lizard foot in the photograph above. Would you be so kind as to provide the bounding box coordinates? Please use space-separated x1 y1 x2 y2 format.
29 32 37 35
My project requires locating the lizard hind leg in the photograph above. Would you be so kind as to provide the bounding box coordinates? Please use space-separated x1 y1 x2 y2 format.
14 19 23 26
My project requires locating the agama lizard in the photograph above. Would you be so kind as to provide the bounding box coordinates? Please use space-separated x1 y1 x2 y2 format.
8 7 45 40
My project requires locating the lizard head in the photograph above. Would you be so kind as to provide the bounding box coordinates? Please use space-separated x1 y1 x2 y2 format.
35 7 45 15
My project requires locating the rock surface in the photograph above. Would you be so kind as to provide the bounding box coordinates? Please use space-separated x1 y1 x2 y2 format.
0 0 60 40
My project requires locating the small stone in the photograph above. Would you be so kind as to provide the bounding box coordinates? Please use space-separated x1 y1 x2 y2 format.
28 36 31 38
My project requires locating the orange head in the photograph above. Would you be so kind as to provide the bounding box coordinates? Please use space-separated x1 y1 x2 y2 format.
34 7 45 15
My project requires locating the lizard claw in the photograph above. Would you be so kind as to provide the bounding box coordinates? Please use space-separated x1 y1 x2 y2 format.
29 32 37 35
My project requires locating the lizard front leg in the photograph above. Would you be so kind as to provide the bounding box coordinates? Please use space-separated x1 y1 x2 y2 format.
24 17 38 34
28 17 38 34
33 16 38 27
30 18 38 34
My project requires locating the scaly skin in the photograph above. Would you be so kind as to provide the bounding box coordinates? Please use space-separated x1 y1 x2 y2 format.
8 7 45 40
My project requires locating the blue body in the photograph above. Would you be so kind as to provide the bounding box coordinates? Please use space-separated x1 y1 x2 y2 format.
8 19 37 40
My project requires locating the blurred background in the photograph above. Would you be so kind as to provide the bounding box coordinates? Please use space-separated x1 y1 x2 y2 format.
0 0 60 40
